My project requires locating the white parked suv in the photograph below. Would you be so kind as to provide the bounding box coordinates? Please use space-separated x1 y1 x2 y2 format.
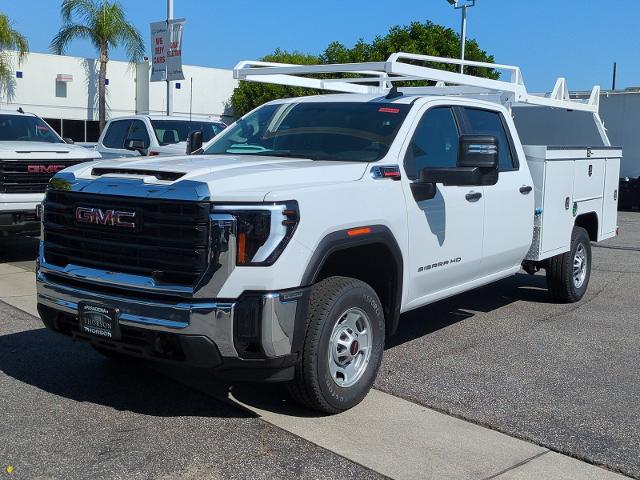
0 109 100 237
96 114 226 159
36 54 620 413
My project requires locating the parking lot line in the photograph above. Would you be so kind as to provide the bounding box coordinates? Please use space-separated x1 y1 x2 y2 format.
0 268 632 480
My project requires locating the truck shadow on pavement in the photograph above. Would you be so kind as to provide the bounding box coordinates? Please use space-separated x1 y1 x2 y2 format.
0 272 552 419
0 325 252 419
387 272 550 349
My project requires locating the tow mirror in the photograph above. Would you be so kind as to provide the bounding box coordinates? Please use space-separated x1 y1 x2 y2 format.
186 130 203 155
125 139 147 156
458 135 499 169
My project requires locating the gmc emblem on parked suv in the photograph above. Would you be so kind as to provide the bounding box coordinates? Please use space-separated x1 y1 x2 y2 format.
27 165 66 174
75 207 136 229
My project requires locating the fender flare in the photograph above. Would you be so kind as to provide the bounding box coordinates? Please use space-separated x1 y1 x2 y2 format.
301 225 403 336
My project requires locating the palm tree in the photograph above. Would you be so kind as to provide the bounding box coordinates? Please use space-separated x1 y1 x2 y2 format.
0 12 28 86
50 0 144 132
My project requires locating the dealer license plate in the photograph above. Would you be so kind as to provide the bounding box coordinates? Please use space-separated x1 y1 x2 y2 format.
78 302 121 340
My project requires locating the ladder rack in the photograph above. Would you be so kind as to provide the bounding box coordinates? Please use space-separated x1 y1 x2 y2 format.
233 52 600 113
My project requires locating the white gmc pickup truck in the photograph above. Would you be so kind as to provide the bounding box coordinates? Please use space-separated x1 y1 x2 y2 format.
36 54 621 413
0 109 100 236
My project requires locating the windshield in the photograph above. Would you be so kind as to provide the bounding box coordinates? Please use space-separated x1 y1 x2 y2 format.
151 119 226 145
0 115 61 143
204 102 411 162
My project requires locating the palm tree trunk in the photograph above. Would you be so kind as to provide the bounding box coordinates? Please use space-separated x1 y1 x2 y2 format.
98 44 108 132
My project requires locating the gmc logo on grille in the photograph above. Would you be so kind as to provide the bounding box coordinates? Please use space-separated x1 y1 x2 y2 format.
75 207 136 229
28 165 66 174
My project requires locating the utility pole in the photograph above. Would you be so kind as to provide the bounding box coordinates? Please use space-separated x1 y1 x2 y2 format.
459 5 467 73
612 62 617 91
446 1 476 74
166 0 173 116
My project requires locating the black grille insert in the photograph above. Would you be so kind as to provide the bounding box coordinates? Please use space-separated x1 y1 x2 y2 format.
0 159 89 193
43 190 211 286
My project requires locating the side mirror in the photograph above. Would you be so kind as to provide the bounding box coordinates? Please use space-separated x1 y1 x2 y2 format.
125 138 147 156
410 182 437 202
458 135 499 169
186 130 203 155
63 137 74 144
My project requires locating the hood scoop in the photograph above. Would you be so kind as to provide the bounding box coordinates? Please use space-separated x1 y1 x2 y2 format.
91 167 185 182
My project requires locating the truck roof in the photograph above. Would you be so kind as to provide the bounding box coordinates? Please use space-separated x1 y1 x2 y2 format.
0 109 38 117
108 114 224 123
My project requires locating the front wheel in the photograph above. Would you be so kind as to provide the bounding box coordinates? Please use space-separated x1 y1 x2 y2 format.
287 276 385 414
546 226 592 303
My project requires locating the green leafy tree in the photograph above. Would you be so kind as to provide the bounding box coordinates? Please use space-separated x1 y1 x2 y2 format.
50 0 145 132
0 12 28 86
231 21 498 117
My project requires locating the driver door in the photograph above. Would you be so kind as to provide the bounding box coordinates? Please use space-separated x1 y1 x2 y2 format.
402 106 485 309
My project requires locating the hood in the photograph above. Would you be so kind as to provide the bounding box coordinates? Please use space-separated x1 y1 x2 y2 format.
0 141 100 159
64 154 369 202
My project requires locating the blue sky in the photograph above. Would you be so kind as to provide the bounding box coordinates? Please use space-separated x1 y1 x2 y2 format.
2 0 638 92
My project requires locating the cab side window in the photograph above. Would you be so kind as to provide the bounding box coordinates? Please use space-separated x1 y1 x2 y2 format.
127 120 151 149
405 107 459 180
461 108 517 171
102 120 130 149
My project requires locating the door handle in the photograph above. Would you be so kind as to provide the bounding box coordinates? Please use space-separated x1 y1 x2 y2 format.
465 191 482 202
520 185 533 194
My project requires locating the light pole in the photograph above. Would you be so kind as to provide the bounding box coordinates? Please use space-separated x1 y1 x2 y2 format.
446 0 476 73
166 0 173 116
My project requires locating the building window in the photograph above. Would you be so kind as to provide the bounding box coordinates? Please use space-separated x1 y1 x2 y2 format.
55 81 68 98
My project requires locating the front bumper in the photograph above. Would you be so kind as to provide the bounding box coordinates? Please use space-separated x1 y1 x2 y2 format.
36 264 309 382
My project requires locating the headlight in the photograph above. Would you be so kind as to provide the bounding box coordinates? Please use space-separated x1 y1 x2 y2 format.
213 202 299 266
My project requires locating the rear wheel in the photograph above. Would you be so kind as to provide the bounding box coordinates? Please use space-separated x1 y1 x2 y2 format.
546 226 592 303
287 276 385 414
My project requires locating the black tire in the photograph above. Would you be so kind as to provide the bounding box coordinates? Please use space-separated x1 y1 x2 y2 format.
287 276 385 414
546 226 592 303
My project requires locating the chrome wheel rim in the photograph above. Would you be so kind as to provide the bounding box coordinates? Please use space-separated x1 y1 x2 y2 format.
573 243 588 289
328 307 373 388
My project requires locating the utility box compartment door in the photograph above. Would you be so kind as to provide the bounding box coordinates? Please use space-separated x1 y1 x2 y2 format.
573 159 605 201
540 160 575 254
602 157 621 237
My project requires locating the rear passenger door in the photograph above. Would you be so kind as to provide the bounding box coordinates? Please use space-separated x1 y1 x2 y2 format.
457 106 534 277
402 106 485 308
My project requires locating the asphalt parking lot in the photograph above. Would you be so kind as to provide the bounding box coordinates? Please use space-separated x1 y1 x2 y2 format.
1 212 639 479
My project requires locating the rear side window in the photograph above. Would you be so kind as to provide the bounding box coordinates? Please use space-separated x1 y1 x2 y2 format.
102 120 130 149
127 120 150 148
462 108 517 171
405 107 459 180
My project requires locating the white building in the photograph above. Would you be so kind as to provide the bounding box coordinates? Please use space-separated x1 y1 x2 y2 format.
0 51 238 142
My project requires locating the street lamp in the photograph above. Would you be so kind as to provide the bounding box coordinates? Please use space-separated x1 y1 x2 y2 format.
446 0 476 73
